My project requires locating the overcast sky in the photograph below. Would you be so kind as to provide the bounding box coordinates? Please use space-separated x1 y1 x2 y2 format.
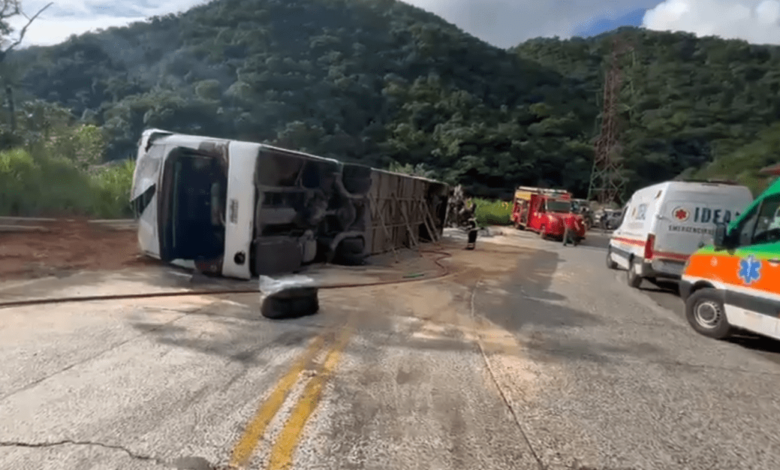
8 0 780 48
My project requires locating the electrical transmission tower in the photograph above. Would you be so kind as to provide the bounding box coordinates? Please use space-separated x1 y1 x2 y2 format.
588 35 633 206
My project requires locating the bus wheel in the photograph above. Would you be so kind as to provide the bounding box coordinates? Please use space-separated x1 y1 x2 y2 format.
606 247 618 270
685 288 732 340
334 237 366 266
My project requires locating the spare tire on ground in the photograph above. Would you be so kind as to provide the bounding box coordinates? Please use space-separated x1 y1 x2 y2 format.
260 287 320 320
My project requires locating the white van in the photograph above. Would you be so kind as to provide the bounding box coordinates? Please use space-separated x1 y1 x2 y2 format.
606 181 754 288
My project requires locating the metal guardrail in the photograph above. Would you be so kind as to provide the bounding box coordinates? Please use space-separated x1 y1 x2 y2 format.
0 217 138 232
0 217 58 224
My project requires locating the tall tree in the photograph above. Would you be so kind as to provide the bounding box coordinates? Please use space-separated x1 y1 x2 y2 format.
0 1 52 62
0 1 52 131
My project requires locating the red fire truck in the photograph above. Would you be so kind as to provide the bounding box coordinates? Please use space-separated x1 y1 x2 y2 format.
511 187 586 242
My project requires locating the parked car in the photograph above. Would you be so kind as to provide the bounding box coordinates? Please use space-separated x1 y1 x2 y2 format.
571 199 594 230
594 208 623 231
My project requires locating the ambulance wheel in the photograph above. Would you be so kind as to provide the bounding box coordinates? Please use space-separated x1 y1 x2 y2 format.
685 288 732 339
606 247 618 270
627 257 643 288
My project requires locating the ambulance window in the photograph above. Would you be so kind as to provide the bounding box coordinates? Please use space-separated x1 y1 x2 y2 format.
751 195 780 244
737 207 759 246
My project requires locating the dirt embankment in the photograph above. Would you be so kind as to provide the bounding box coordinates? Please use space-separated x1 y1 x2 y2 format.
0 219 150 281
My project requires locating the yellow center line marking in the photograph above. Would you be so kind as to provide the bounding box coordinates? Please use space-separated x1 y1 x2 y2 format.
229 334 327 468
266 326 355 470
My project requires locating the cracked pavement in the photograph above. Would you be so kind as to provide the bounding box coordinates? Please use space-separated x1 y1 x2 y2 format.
1 230 779 469
0 440 167 467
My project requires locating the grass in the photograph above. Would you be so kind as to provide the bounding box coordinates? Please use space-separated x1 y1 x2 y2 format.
90 159 137 218
473 198 513 228
0 147 135 218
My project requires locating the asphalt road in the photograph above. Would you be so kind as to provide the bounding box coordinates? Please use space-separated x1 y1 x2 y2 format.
1 230 779 470
585 230 780 363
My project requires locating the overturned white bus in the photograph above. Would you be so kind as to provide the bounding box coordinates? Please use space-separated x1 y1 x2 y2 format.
130 129 449 280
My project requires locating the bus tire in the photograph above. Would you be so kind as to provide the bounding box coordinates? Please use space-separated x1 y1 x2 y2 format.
342 176 372 195
334 237 366 266
606 247 618 270
685 288 732 340
627 257 643 288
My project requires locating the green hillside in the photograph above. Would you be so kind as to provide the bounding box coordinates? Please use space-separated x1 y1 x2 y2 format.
5 0 780 202
7 0 594 199
514 28 780 195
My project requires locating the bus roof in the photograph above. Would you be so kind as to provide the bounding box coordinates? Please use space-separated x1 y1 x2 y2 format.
142 129 444 185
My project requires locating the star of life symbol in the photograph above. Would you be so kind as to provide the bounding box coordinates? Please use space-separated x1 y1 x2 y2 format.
673 207 689 221
738 255 762 285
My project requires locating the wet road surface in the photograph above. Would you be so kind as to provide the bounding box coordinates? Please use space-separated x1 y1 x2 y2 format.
1 230 779 470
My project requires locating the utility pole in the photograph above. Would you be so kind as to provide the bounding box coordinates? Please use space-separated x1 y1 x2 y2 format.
588 35 632 206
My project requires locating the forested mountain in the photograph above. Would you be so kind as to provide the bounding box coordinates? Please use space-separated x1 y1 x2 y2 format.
7 0 780 199
514 28 780 195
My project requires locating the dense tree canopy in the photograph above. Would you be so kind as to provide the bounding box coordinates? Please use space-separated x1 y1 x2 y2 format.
514 28 780 196
6 0 780 200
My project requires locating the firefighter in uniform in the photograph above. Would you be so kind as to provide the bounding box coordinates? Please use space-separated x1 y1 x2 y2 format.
466 217 478 250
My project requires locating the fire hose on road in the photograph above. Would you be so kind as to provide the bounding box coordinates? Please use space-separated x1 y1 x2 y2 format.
0 250 455 311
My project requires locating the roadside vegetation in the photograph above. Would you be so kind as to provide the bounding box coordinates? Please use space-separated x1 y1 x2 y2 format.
0 100 135 218
0 148 135 219
473 199 513 228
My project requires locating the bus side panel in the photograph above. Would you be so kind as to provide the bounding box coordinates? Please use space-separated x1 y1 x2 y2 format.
221 142 259 280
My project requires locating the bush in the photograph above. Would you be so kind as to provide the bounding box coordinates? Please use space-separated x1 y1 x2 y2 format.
387 161 437 179
90 159 136 218
0 147 135 218
474 198 512 228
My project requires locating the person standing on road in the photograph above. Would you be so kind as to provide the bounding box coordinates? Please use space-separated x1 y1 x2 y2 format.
466 217 478 250
562 222 577 247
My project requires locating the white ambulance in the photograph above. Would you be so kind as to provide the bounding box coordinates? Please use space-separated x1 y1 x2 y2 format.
606 181 754 288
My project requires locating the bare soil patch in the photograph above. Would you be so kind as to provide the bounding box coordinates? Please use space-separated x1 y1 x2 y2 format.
0 219 152 280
